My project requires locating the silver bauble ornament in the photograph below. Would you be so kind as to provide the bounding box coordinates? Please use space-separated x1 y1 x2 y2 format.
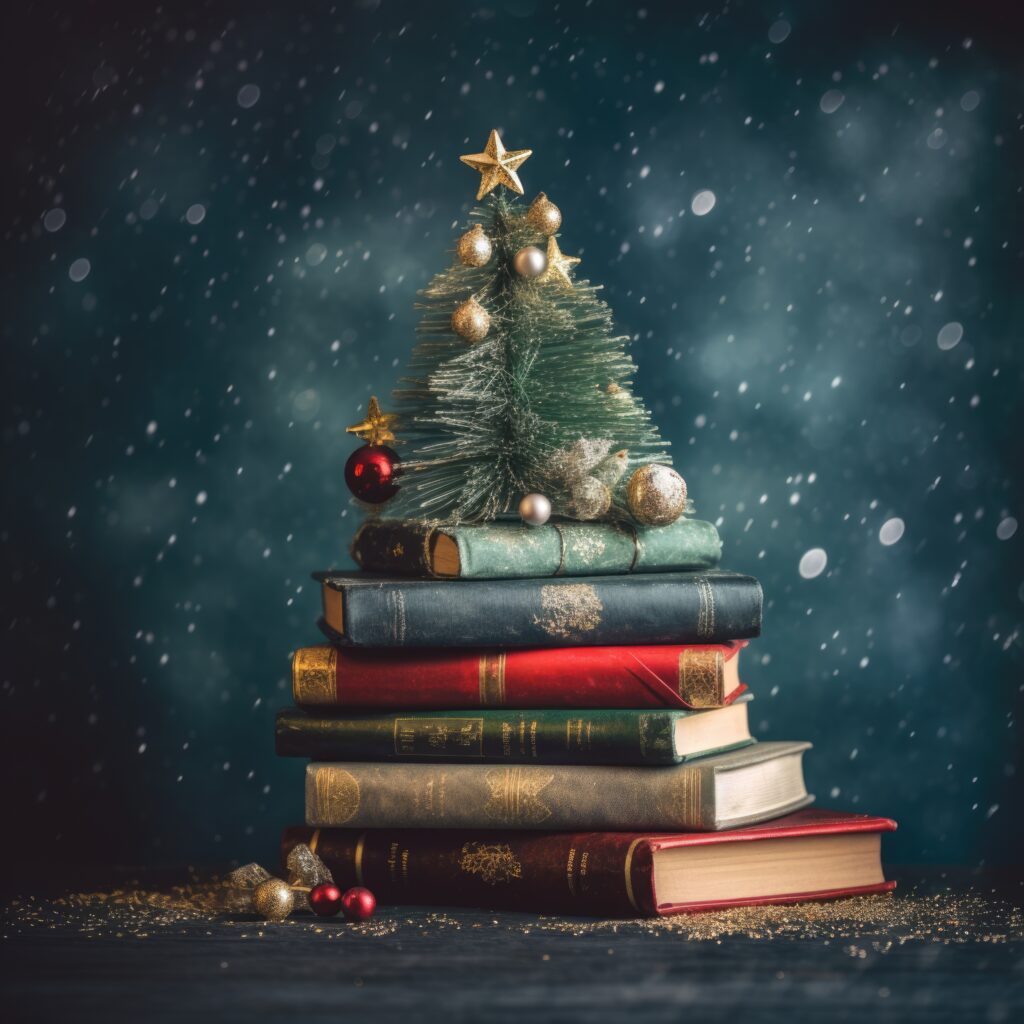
626 464 687 526
451 296 490 342
526 192 562 236
252 878 295 921
571 477 612 521
518 492 552 526
513 245 547 279
456 224 492 267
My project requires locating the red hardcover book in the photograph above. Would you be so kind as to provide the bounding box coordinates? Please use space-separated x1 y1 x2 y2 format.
282 808 896 918
292 641 747 711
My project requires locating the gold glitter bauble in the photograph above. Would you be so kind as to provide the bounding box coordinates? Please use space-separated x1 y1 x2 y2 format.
451 297 490 342
571 476 612 521
252 878 295 921
456 225 492 267
526 192 562 235
626 464 687 526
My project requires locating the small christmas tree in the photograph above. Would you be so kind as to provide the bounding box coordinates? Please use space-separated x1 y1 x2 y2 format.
345 130 688 528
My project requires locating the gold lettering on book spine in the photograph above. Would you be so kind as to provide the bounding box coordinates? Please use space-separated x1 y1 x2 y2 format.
293 646 338 706
313 766 360 824
678 648 724 707
478 653 507 706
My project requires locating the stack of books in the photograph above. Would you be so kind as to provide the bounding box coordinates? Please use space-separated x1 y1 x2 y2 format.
278 517 895 917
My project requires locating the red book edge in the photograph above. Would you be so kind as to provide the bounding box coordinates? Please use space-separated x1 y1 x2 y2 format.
638 808 898 914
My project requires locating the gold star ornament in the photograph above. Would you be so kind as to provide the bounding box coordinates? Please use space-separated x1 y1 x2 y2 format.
460 129 532 200
346 396 398 446
538 235 581 288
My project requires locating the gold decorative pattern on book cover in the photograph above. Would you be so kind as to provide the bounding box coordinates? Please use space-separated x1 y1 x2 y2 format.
534 584 603 640
483 768 554 824
292 645 337 705
312 766 361 824
678 648 724 707
478 653 507 706
458 842 523 885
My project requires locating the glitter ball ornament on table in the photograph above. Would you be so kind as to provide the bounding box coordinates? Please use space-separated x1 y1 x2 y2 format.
341 886 376 922
456 224 492 267
451 296 490 342
526 192 562 235
309 883 344 917
513 245 547 278
251 878 295 922
519 493 552 526
626 464 687 526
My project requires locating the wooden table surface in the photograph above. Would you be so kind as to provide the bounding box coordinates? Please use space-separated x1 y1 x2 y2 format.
3 869 1022 1023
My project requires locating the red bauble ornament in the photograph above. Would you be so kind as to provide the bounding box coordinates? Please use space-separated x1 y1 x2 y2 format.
309 883 343 917
340 886 376 922
345 445 400 504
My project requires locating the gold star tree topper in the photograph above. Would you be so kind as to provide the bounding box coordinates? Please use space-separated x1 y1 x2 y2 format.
346 396 398 446
460 129 533 200
538 235 581 288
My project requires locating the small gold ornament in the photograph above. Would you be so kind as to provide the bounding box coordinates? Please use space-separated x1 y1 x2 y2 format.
626 464 687 526
526 193 562 235
459 129 533 201
346 396 398 447
518 492 552 526
456 224 493 267
252 878 295 921
571 477 612 520
451 296 490 342
513 245 547 278
538 235 581 288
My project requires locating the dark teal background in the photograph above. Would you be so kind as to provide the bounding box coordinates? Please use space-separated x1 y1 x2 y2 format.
2 1 1021 869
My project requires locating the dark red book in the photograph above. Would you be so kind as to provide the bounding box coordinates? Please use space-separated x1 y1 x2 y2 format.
292 641 747 711
282 808 896 918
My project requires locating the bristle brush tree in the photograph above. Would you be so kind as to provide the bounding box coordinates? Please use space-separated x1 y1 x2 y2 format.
344 129 689 527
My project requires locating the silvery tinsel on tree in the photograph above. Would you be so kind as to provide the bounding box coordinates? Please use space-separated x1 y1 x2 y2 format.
389 186 673 524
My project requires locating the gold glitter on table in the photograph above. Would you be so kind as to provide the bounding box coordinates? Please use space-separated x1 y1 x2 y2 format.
4 886 1022 946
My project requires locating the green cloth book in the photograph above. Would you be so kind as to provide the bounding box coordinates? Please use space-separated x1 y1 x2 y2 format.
276 698 754 766
350 516 722 579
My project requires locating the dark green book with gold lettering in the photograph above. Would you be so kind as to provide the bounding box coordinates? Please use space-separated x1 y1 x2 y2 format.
276 698 753 766
315 569 762 648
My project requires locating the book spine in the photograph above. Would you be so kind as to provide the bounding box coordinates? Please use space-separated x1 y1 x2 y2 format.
350 519 722 579
282 826 656 916
276 709 687 765
327 572 762 648
349 520 434 576
304 761 716 831
293 643 741 710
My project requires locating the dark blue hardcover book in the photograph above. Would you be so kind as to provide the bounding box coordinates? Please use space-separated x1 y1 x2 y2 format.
313 569 762 648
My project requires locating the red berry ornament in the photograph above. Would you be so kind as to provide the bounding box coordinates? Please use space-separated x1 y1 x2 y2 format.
309 883 343 917
340 886 376 922
344 444 400 504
